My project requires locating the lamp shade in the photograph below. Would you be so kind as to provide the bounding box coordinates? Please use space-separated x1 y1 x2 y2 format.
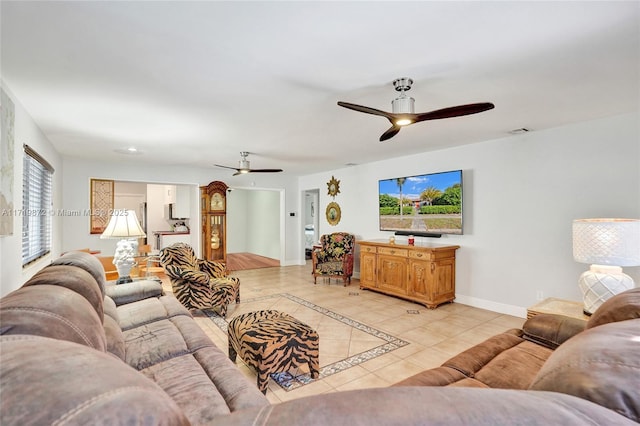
572 218 640 267
100 210 146 239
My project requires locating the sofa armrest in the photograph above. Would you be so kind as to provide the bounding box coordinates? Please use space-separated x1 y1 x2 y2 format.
104 280 163 306
343 253 355 275
522 314 586 349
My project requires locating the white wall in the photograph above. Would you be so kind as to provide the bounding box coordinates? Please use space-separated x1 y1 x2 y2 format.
146 184 169 250
227 189 249 252
227 189 281 260
247 190 280 259
299 113 640 317
1 77 638 318
0 85 62 296
57 158 300 270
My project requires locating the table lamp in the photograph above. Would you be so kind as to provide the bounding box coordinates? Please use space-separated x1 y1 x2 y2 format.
572 218 640 315
101 210 146 284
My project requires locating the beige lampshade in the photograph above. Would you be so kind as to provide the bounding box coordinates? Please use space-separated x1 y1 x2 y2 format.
572 218 640 267
100 210 146 239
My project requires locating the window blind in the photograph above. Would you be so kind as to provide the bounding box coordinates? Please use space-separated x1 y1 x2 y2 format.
22 145 54 266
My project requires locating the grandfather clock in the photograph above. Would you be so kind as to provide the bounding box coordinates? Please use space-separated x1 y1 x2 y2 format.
201 180 228 263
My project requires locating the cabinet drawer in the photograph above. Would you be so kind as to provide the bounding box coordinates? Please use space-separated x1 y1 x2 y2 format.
361 245 377 254
378 247 408 257
409 250 432 260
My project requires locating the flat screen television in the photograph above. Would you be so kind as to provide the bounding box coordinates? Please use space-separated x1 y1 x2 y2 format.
378 169 463 236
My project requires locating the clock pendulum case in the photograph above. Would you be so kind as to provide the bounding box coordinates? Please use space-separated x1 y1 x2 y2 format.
201 181 228 263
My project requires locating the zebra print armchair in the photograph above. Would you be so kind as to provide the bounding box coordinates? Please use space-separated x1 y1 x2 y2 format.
159 243 240 317
312 232 355 286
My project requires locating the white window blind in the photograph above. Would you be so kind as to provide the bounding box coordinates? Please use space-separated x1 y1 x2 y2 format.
22 145 54 266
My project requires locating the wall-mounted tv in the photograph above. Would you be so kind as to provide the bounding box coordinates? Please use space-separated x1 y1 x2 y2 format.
379 169 463 236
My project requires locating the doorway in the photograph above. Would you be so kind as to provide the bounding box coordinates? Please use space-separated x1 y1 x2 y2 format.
226 187 284 270
303 189 320 260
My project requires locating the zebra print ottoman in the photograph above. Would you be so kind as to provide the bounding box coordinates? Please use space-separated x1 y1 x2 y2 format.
228 310 320 394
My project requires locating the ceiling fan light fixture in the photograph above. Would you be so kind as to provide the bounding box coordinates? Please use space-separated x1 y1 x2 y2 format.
391 94 415 114
395 117 413 126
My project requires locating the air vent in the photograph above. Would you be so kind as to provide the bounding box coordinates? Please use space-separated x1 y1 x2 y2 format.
508 128 531 135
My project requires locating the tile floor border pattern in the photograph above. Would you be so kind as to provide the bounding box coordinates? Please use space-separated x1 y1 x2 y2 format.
205 292 410 391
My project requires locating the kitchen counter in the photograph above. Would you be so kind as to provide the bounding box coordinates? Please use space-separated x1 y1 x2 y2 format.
153 231 191 250
153 231 190 236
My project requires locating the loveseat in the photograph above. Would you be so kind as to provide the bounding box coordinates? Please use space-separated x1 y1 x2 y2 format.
1 252 638 425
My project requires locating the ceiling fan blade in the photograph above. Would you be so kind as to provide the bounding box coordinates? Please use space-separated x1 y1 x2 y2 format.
414 103 495 123
214 164 240 171
247 168 283 173
337 101 393 119
380 126 401 142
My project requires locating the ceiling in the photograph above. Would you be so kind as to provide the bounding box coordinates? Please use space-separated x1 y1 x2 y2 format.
1 1 638 176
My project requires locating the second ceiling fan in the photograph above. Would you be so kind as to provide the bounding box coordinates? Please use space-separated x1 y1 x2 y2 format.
215 152 283 176
337 77 494 141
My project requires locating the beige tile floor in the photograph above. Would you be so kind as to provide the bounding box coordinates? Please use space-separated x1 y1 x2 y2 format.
161 262 525 404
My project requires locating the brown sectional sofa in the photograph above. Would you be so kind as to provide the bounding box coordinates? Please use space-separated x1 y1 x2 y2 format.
0 252 268 425
393 286 640 421
1 251 638 425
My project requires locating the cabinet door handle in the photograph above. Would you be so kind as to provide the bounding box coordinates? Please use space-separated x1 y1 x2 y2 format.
390 250 395 254
431 263 436 272
416 253 423 258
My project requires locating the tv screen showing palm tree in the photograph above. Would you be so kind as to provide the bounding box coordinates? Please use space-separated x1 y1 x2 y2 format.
378 169 463 235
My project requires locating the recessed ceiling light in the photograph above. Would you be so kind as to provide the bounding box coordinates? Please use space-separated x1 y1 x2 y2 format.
114 147 143 155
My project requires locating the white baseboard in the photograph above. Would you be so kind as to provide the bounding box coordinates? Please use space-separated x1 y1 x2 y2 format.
288 269 527 318
454 294 526 318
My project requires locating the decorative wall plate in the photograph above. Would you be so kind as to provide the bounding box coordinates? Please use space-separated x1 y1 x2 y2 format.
327 176 341 198
326 201 341 226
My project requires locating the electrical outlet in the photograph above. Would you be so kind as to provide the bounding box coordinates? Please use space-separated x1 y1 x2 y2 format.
536 291 544 301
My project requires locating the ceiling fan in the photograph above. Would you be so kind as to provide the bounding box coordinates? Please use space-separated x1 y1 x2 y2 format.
337 77 495 142
215 151 283 176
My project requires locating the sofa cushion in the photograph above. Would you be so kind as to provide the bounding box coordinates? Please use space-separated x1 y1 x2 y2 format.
0 335 189 425
51 250 107 295
530 318 640 423
105 279 164 306
394 329 553 389
141 347 269 423
442 330 553 389
22 264 104 323
0 285 107 352
587 287 640 329
117 294 190 331
103 296 125 360
103 295 119 322
471 339 552 389
120 300 269 423
123 313 216 370
394 365 483 387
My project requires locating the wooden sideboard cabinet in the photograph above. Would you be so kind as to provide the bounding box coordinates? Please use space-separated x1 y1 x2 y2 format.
358 240 460 309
